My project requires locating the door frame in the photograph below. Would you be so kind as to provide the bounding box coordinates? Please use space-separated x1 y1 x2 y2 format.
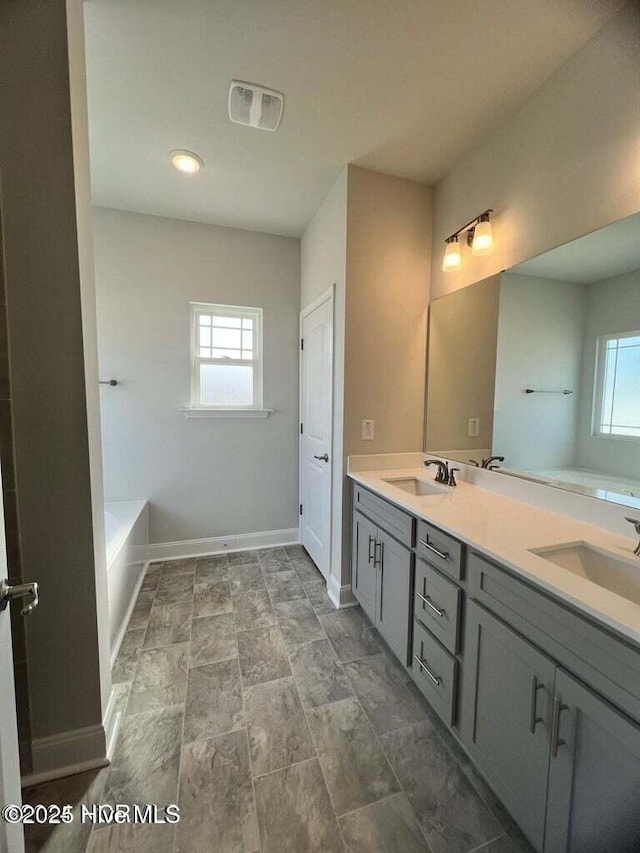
298 284 335 574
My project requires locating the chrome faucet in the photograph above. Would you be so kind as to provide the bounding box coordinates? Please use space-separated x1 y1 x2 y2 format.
424 459 458 487
625 517 640 556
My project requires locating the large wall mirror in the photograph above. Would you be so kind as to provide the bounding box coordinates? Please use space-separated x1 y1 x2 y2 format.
425 211 640 509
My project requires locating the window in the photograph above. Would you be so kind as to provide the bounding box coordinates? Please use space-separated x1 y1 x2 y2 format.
593 331 640 438
190 303 263 409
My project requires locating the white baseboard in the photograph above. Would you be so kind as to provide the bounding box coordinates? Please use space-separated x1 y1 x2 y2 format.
22 724 109 787
327 574 358 609
147 527 299 563
110 560 149 669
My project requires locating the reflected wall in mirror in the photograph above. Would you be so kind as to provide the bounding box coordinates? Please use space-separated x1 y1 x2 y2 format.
425 211 640 509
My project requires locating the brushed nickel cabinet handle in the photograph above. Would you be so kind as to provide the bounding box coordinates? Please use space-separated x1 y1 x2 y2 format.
419 538 449 561
529 675 545 734
551 695 569 757
413 655 442 686
416 591 445 617
373 540 383 569
368 535 375 563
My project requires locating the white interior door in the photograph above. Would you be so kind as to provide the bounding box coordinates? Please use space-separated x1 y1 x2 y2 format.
0 472 25 853
300 290 333 579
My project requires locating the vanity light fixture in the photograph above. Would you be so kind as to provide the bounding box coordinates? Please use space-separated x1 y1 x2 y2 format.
442 236 462 271
442 209 494 271
170 150 204 174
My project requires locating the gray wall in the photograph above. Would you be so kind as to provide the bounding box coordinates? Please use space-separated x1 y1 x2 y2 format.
93 207 301 545
0 0 104 765
493 273 585 471
576 268 640 478
431 3 640 301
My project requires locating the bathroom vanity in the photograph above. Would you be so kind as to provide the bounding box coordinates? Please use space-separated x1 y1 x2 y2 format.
349 470 640 853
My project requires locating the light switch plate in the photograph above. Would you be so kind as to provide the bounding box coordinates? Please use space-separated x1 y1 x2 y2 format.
468 417 480 438
361 419 375 441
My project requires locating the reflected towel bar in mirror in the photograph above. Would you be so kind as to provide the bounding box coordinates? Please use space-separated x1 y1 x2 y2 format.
525 388 573 395
99 379 119 386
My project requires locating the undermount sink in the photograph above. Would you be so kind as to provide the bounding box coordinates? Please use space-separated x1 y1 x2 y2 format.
382 477 447 497
530 542 640 605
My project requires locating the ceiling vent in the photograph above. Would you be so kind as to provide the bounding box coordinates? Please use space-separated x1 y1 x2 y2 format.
228 80 284 132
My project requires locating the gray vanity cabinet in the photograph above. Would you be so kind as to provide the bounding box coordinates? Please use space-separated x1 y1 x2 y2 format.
544 669 640 853
375 529 413 664
352 510 378 622
352 506 413 664
463 600 557 851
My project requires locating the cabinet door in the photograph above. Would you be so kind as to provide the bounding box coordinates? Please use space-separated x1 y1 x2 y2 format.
376 530 413 666
352 510 378 622
462 602 556 852
544 669 640 853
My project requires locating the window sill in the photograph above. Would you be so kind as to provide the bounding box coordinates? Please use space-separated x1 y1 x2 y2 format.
181 407 274 419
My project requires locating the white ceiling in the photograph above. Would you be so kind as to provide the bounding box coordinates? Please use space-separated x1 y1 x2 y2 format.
84 0 622 237
511 212 640 284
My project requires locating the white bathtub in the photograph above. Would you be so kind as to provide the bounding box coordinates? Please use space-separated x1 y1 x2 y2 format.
105 500 149 663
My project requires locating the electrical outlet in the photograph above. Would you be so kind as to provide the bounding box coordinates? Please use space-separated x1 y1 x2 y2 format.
468 417 480 438
361 419 375 441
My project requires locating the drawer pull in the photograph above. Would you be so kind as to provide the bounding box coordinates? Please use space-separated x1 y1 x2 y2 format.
413 655 442 686
529 676 545 734
416 591 445 617
419 538 449 561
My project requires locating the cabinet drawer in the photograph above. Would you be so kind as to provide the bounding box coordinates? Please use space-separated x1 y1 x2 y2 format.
354 485 415 547
411 619 458 725
468 551 640 724
416 520 463 580
414 558 461 654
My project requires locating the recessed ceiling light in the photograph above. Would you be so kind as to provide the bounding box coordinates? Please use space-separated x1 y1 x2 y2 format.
170 150 203 174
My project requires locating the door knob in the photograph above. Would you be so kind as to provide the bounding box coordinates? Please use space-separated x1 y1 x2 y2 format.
313 453 329 462
0 579 39 616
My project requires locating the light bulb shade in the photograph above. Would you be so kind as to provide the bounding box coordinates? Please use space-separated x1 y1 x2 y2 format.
471 218 494 256
442 237 462 272
170 150 204 173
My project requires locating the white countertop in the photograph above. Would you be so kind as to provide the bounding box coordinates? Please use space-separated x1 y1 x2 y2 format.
349 467 640 646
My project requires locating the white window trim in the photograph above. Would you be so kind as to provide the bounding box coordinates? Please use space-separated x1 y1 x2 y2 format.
185 302 271 417
591 329 640 442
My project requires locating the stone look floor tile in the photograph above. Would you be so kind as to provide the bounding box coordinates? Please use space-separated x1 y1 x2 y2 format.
193 578 232 618
274 599 326 648
254 758 344 853
259 547 293 574
195 554 229 583
128 590 155 631
237 625 292 686
305 580 337 615
154 571 195 604
103 706 183 805
176 729 259 853
141 566 162 592
112 629 145 684
470 836 521 853
244 676 315 776
161 558 197 575
284 544 311 561
380 720 503 853
228 549 259 566
319 608 381 662
88 823 176 853
184 658 243 743
144 601 192 649
127 643 189 715
233 588 276 630
290 638 354 709
306 697 400 816
338 793 431 853
264 569 307 603
228 562 267 594
343 654 427 734
189 612 237 667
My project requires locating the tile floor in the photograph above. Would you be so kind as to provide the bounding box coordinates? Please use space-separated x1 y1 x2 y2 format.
23 546 533 853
